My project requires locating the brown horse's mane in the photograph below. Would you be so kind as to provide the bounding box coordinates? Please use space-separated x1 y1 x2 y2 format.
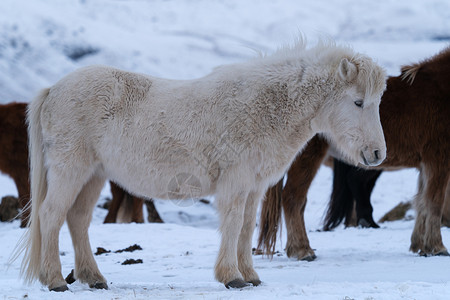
401 46 450 84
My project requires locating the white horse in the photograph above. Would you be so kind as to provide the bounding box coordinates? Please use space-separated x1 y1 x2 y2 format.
14 39 386 291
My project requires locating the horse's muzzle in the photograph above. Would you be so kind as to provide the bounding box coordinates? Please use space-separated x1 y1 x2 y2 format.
360 148 385 166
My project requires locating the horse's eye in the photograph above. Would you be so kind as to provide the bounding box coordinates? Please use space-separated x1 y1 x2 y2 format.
354 100 364 108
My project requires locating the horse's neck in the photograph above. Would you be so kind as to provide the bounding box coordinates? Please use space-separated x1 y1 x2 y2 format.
244 75 320 155
205 58 327 152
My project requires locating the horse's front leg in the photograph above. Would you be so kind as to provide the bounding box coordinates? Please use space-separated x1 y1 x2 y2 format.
237 190 263 286
282 135 328 260
283 194 316 261
214 191 249 288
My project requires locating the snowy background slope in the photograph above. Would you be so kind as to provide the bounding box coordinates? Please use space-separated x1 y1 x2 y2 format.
1 0 450 299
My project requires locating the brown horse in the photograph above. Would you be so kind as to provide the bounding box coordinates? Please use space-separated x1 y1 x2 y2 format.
324 159 450 230
0 102 148 227
258 46 450 259
104 182 163 223
324 158 383 230
0 102 30 228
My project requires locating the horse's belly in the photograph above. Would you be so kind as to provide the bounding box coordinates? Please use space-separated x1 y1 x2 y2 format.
102 155 216 201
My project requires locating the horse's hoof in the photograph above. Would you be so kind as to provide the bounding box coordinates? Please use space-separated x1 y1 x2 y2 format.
418 249 449 257
50 285 69 292
248 279 262 286
225 278 250 289
358 218 371 228
89 282 109 290
300 254 317 262
358 218 379 228
65 269 76 284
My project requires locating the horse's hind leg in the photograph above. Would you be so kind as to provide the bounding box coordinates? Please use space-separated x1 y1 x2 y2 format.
104 182 125 223
130 196 144 223
39 168 91 291
214 190 248 288
66 173 107 289
410 166 449 256
410 172 426 252
441 183 450 227
237 190 263 286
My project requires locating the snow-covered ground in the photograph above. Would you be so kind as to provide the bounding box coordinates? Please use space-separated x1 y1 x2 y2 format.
1 1 449 299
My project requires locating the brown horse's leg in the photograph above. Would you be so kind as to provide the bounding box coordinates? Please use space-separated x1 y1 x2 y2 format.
282 135 329 260
104 182 125 223
410 166 449 256
146 199 164 223
66 174 107 289
441 184 450 227
131 196 144 223
410 171 426 252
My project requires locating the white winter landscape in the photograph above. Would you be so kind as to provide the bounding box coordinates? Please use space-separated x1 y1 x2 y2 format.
1 0 449 299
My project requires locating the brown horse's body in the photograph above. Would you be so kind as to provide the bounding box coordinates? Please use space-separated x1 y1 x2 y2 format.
0 102 146 227
259 47 450 259
0 102 30 228
104 182 163 223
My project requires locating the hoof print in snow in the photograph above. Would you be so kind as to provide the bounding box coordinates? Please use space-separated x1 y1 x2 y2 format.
122 258 143 265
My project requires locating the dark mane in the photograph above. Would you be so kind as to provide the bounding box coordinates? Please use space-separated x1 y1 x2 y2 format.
401 46 450 84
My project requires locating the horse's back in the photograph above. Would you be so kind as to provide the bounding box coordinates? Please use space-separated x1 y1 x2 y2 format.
380 70 450 168
38 66 151 173
40 66 217 198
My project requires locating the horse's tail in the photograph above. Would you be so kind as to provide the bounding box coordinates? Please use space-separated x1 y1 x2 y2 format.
9 88 50 283
323 158 354 231
257 178 283 256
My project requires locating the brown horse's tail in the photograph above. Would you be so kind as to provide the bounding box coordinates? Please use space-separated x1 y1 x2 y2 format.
257 178 283 256
9 88 50 284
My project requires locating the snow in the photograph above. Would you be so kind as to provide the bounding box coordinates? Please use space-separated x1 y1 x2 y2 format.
1 0 449 299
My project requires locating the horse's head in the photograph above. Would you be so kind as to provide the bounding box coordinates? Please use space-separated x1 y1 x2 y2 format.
312 54 387 167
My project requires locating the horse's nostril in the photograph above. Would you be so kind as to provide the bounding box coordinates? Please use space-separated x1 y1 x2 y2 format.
374 150 380 160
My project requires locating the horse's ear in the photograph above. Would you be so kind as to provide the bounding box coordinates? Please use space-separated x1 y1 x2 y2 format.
338 58 357 81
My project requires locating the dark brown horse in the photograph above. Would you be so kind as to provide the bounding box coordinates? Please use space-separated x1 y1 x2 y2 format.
324 159 450 230
104 182 163 223
324 158 383 230
258 47 450 259
0 102 29 228
0 102 151 227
